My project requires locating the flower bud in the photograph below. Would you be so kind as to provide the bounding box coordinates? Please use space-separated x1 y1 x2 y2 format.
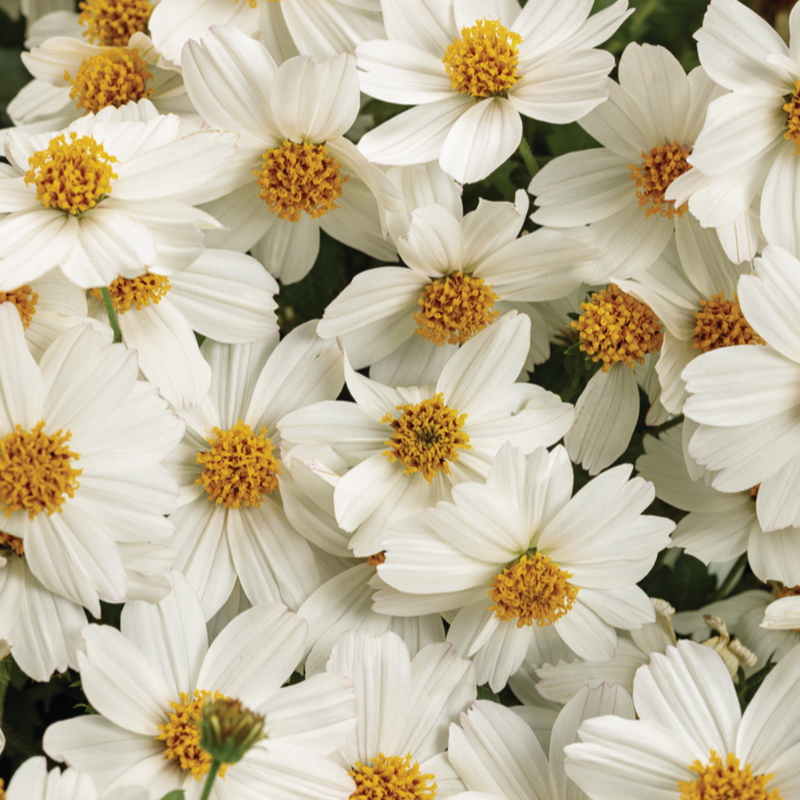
199 698 266 764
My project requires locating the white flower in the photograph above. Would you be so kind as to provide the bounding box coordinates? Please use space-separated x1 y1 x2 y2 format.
180 27 402 285
565 640 800 800
356 0 630 184
374 443 674 690
278 313 574 558
762 592 800 633
0 99 236 290
0 0 74 25
43 571 358 800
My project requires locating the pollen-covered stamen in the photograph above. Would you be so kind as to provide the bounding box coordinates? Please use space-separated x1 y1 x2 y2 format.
156 689 231 781
572 284 663 371
365 551 386 567
0 532 24 558
784 81 800 154
775 583 800 599
77 0 153 46
0 421 82 520
67 47 153 114
255 140 349 222
25 132 117 215
350 753 437 800
443 18 522 98
692 292 765 353
196 420 281 509
679 750 782 800
630 141 692 219
0 285 38 330
488 552 579 628
382 393 471 483
413 272 499 346
89 273 171 314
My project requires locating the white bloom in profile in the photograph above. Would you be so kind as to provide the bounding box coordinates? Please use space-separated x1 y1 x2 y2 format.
683 245 800 538
762 590 800 634
0 100 236 290
181 27 402 285
279 313 574 558
357 0 631 184
565 640 800 800
44 572 358 800
374 443 674 690
326 630 476 800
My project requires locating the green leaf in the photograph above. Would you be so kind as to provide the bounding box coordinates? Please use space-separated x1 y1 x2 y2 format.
159 792 186 800
737 658 778 711
476 684 500 703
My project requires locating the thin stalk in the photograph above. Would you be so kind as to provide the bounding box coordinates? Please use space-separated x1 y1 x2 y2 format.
100 287 122 344
518 136 539 179
714 552 748 600
199 760 221 800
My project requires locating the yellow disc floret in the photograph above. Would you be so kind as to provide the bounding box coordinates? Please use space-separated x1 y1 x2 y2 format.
156 689 231 781
679 751 782 800
413 272 499 346
78 0 153 46
90 274 171 314
630 141 692 219
366 551 386 567
196 420 281 509
692 292 765 353
571 284 664 372
0 421 82 519
255 140 348 222
488 552 579 628
0 532 24 557
0 285 38 330
25 132 117 215
350 753 437 800
775 583 800 598
443 18 522 98
67 47 153 114
382 393 471 483
784 81 800 154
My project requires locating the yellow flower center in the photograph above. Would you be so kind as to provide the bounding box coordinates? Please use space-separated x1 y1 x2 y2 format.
1 285 38 330
381 393 471 483
784 81 800 154
350 753 437 800
25 132 117 215
692 292 765 353
67 47 153 115
89 273 171 314
630 141 692 219
679 751 782 800
365 551 386 567
443 18 522 99
488 552 579 628
775 583 800 599
77 0 153 46
195 420 281 509
413 272 499 346
0 421 82 520
254 140 349 223
571 284 663 372
156 689 231 781
0 532 24 558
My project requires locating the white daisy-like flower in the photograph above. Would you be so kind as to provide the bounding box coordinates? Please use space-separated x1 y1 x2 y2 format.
374 443 675 690
761 591 800 634
163 323 344 620
0 303 183 619
565 640 800 800
180 26 402 285
0 99 236 290
356 0 631 184
279 312 574 558
3 758 100 800
683 245 800 538
43 571 358 800
326 630 476 800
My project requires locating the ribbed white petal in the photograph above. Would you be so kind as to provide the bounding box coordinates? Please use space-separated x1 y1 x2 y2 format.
0 301 44 433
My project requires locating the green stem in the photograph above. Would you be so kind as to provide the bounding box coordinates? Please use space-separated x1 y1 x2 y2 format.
0 652 11 718
100 286 122 344
714 552 748 600
3 725 43 758
199 760 221 800
649 414 684 436
518 136 539 179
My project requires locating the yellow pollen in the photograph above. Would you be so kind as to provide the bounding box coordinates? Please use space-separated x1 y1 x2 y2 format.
784 81 800 154
25 132 117 215
692 292 765 353
679 751 782 800
350 753 437 800
67 47 153 115
488 552 579 628
77 0 153 46
90 273 170 314
366 551 386 567
775 583 800 599
571 284 663 372
750 484 761 499
0 532 24 558
156 689 231 781
196 420 281 509
413 272 499 346
254 140 348 223
443 18 522 98
382 393 471 483
235 0 278 6
1 285 38 330
0 421 82 520
630 141 692 219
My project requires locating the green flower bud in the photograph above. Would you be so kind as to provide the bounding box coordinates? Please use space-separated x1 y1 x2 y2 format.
199 698 266 765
